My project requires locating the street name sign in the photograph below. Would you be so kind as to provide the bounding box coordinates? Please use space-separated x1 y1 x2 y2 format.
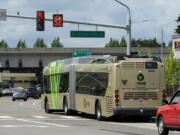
70 31 105 38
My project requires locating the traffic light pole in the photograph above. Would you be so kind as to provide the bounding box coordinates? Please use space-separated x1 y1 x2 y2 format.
6 14 128 30
5 14 130 54
114 0 131 56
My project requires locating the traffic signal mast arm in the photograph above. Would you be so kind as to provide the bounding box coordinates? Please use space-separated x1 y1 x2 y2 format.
5 14 128 30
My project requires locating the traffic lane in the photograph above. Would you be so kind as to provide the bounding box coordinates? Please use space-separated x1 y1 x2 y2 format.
0 97 179 135
0 117 179 135
0 116 164 135
0 96 43 116
0 119 133 135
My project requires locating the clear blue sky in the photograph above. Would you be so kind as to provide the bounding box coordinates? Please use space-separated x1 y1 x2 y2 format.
0 0 180 48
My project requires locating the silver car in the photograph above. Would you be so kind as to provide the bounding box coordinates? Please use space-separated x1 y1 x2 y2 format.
12 89 28 101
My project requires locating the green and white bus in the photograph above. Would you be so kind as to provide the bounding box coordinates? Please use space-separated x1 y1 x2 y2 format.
41 56 166 120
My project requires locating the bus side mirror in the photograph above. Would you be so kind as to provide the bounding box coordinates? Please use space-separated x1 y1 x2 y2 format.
162 100 169 106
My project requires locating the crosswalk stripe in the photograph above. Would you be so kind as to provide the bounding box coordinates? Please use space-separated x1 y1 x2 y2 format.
0 116 13 119
0 125 48 128
32 116 48 119
17 119 69 128
59 116 78 119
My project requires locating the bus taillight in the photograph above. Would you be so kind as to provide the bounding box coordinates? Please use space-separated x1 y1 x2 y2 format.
115 90 119 106
162 89 167 100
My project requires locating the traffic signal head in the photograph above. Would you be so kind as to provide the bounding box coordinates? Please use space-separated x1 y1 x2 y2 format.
5 60 9 68
18 59 22 68
39 59 43 68
37 11 45 31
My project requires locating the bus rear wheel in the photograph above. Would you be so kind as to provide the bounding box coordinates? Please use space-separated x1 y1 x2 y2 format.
63 99 70 115
95 103 103 121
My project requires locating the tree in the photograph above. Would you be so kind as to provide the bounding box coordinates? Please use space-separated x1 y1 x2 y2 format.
131 38 138 47
105 37 163 48
33 38 47 48
168 40 172 49
0 40 8 48
119 36 127 47
17 39 26 48
163 51 180 94
51 37 63 48
105 37 120 48
175 14 180 34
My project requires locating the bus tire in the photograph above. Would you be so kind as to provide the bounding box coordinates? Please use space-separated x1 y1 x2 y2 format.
158 116 169 135
63 98 70 115
45 99 52 113
95 102 103 121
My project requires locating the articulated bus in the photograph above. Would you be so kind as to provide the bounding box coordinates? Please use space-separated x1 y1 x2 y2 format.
41 56 166 120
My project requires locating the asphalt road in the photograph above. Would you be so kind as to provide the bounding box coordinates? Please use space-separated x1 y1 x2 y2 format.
0 96 179 135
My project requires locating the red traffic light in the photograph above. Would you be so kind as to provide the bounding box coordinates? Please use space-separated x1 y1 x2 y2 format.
38 13 44 18
37 11 45 31
18 60 22 64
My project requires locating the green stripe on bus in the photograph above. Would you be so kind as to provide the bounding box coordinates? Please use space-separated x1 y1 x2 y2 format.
50 62 56 109
50 60 64 109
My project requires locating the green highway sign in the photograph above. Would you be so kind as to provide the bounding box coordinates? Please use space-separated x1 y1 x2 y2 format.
70 31 105 38
72 50 91 57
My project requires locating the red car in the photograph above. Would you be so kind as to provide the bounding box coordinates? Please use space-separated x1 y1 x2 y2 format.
156 90 180 135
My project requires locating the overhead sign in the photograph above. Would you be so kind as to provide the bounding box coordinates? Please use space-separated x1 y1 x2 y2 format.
70 31 105 38
0 9 7 21
72 50 91 57
53 14 63 27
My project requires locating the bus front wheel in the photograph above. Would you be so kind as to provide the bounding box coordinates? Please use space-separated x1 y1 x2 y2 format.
45 99 52 113
95 103 103 121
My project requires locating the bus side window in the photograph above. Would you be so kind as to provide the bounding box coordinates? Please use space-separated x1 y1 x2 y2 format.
90 73 108 97
76 73 91 95
76 72 108 96
60 73 69 93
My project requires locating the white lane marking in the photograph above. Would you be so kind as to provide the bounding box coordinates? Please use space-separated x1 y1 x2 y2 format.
32 116 48 119
33 101 41 106
108 122 157 130
0 125 48 128
59 116 78 119
0 125 16 128
0 116 13 119
16 119 69 128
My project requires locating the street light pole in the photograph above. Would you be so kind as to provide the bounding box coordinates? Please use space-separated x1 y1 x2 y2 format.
114 0 132 56
161 27 164 60
143 19 164 60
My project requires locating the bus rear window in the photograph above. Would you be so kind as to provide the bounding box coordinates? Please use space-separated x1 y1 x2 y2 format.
145 62 158 69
